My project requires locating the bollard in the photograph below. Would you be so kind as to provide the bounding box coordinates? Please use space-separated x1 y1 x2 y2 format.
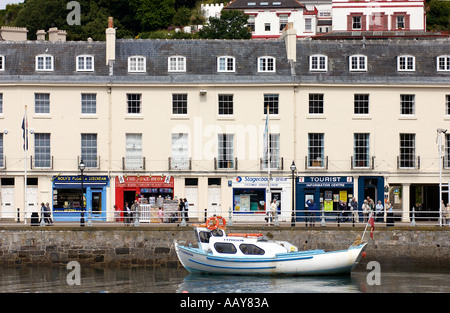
410 207 416 227
321 210 326 227
17 208 20 223
228 207 233 226
80 211 85 227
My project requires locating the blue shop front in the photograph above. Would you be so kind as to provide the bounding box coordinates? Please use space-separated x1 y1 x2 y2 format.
295 176 354 221
52 175 109 221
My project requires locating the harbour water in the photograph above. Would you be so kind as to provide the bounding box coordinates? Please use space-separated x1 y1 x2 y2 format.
0 266 448 293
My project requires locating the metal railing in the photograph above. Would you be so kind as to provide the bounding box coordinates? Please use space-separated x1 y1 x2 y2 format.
0 207 448 228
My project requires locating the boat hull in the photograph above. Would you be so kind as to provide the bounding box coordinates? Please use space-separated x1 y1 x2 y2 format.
175 243 367 276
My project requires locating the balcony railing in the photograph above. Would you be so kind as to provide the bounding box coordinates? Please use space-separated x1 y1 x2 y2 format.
260 157 284 170
169 157 192 170
444 156 450 170
77 156 100 169
351 156 375 170
30 155 54 169
397 155 420 170
122 156 146 171
305 156 328 169
214 157 238 170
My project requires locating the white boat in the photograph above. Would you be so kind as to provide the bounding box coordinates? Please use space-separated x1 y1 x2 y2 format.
175 216 368 276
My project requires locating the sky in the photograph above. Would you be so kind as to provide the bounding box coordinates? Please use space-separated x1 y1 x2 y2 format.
0 0 24 10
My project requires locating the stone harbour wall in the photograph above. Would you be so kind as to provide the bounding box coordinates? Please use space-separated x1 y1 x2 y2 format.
0 226 448 269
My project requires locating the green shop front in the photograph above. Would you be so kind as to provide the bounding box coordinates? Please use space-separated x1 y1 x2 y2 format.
52 175 109 222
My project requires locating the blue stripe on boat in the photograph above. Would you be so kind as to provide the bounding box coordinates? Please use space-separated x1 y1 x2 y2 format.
188 258 277 270
206 255 313 263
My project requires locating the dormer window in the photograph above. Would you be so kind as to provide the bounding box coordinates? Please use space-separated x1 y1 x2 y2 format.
349 55 367 71
437 55 450 72
258 56 276 72
0 55 4 71
76 55 94 72
128 56 146 73
168 56 186 72
217 56 235 73
309 54 327 72
397 55 415 72
36 54 53 71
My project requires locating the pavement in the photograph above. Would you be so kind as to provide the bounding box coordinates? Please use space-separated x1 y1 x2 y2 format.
0 219 446 229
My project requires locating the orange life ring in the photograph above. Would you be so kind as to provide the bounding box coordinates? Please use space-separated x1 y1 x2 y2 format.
216 216 227 228
206 217 219 230
227 233 263 238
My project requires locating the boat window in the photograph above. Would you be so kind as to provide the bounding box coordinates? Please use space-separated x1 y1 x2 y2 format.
198 231 211 243
239 244 265 255
211 229 224 237
214 243 237 254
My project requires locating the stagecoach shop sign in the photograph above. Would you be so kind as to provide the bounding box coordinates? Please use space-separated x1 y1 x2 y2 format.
232 176 291 188
297 176 353 188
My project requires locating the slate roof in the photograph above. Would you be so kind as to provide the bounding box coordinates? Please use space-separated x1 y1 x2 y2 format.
0 37 448 86
224 0 305 10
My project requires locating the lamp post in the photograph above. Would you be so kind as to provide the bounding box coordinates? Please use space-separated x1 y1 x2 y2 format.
290 161 296 227
437 128 447 227
79 159 85 227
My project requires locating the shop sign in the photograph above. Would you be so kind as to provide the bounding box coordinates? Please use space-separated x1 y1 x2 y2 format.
297 176 353 188
233 176 290 188
52 175 109 186
115 175 174 188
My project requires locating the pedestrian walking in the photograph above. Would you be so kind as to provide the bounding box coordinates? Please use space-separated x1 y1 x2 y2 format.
183 198 189 222
124 202 131 226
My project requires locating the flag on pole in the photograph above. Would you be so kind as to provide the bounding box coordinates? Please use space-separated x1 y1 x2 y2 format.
21 116 28 151
368 212 375 239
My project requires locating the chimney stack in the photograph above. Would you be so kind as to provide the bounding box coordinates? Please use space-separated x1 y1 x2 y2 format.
106 17 116 65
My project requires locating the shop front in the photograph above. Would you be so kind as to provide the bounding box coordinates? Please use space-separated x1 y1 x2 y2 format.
296 176 354 221
231 176 292 221
52 175 109 222
115 175 175 217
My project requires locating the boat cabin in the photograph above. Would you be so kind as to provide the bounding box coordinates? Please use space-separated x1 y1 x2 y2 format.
194 226 298 258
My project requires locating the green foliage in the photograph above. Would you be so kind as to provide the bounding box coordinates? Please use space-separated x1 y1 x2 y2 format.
426 0 450 31
130 0 176 32
198 9 251 39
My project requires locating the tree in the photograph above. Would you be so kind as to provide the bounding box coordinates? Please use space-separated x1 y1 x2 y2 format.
130 0 176 32
426 0 450 31
198 9 251 39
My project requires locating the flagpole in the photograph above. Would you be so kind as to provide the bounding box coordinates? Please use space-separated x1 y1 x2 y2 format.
24 105 28 224
266 105 271 220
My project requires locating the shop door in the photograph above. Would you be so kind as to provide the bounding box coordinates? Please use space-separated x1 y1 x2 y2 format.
208 187 221 216
271 190 281 214
1 187 14 219
92 191 102 215
124 191 136 209
185 186 198 219
26 187 38 216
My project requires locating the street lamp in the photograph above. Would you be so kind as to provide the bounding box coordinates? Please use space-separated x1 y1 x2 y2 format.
437 128 447 227
79 159 85 227
290 161 296 227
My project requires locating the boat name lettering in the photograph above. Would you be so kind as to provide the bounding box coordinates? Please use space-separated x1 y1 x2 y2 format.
224 238 244 242
180 250 193 257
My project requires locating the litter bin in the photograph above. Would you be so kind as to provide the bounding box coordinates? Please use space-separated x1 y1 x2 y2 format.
386 212 394 226
31 212 40 226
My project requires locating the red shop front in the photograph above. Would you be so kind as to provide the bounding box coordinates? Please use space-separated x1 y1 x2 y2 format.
115 175 175 219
